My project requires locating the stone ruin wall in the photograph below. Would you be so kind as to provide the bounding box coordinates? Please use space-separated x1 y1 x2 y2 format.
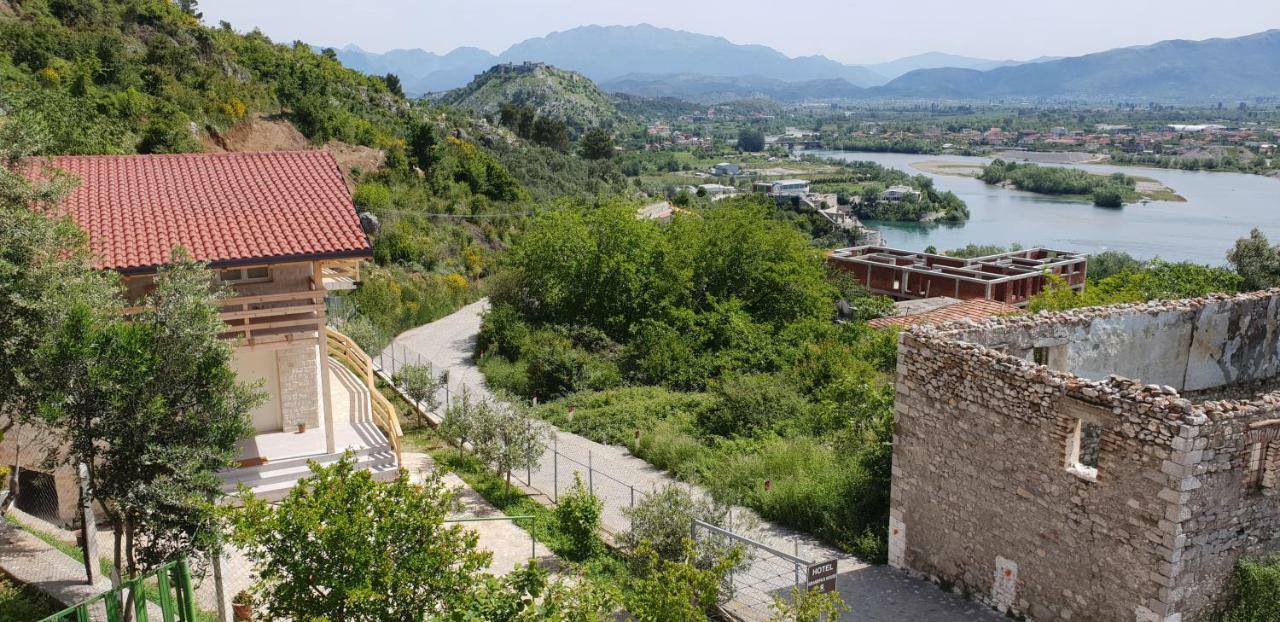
1177 395 1280 616
893 330 1192 621
892 291 1280 621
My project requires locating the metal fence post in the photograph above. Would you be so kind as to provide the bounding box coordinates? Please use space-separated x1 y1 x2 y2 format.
553 438 559 503
588 451 594 495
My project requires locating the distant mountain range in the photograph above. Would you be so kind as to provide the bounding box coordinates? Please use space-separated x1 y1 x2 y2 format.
880 30 1280 101
334 26 1280 103
331 24 1037 95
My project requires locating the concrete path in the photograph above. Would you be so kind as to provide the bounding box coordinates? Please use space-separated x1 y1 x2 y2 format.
387 299 1004 621
0 515 109 609
402 451 555 575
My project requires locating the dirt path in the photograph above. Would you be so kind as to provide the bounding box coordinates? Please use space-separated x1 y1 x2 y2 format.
387 300 1003 621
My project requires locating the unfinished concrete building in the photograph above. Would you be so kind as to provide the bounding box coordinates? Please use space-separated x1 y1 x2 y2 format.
890 290 1280 621
828 246 1087 307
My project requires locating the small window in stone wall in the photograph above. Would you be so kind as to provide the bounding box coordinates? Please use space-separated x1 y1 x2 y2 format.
1066 418 1103 481
1245 424 1280 492
1033 346 1050 366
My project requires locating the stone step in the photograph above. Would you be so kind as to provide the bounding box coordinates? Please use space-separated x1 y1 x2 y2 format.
219 448 398 499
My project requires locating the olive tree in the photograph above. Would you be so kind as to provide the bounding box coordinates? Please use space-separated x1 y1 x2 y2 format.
393 362 444 427
439 391 549 492
41 255 262 576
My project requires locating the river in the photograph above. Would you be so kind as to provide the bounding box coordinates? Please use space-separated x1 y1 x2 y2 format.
804 150 1280 264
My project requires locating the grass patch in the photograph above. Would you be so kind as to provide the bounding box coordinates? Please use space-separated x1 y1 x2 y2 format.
0 571 63 622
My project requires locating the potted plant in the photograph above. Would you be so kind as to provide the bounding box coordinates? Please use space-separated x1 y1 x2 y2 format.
232 589 254 621
296 421 306 434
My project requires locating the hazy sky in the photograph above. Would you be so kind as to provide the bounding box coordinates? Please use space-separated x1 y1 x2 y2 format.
199 0 1280 64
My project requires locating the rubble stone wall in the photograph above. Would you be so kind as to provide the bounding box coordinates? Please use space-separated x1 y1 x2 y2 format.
1178 397 1280 616
890 291 1280 621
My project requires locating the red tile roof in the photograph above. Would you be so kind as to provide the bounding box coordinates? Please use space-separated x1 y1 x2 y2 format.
28 151 372 273
868 299 1021 329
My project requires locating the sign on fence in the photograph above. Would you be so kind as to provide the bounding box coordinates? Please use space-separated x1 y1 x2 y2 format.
806 559 838 593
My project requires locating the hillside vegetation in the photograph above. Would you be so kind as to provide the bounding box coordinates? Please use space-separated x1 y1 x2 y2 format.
477 196 899 561
0 0 637 350
440 62 622 133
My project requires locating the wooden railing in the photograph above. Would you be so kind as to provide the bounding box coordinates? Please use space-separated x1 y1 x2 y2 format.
326 326 403 466
123 289 326 344
219 290 325 343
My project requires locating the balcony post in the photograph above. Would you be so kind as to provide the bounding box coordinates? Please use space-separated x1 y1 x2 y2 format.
315 262 337 454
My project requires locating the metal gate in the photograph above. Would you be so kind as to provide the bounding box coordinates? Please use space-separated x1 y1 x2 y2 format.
691 518 837 619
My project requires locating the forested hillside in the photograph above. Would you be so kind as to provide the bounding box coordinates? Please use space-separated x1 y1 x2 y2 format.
0 0 635 348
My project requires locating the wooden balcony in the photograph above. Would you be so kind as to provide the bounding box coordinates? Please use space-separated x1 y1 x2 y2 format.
123 289 326 346
218 290 326 345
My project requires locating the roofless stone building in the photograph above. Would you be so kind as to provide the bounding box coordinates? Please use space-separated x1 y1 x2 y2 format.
889 290 1280 622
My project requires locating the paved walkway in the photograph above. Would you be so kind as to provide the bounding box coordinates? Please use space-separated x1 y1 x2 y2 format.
387 299 1003 621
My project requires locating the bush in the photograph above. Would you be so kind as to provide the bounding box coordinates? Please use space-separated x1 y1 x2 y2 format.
522 329 621 400
554 473 602 560
699 373 808 438
477 354 530 398
621 484 731 564
353 182 392 210
539 386 718 446
1219 556 1280 621
1091 185 1125 207
634 415 712 480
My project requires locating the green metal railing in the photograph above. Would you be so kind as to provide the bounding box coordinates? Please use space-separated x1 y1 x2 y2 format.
38 559 198 622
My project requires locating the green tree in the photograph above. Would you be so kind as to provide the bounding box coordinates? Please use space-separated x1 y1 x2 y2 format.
393 363 444 427
579 127 615 160
230 454 496 621
42 255 263 577
623 541 738 622
737 127 765 152
0 121 115 440
439 392 548 492
384 73 404 97
531 117 570 152
621 484 734 564
1228 228 1280 291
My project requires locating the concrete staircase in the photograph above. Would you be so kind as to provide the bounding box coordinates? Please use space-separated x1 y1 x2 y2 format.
219 360 400 503
219 440 399 502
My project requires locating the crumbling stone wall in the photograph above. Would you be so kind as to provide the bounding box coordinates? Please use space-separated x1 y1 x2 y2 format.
891 291 1280 622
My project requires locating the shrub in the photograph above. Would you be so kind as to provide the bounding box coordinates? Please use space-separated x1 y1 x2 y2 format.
353 182 392 209
634 415 712 480
1220 556 1280 621
477 354 530 398
621 484 731 564
554 473 602 560
522 329 621 400
477 303 530 360
539 386 718 446
699 372 809 437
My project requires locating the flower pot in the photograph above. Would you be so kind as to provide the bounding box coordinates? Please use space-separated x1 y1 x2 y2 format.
296 422 306 434
232 602 252 621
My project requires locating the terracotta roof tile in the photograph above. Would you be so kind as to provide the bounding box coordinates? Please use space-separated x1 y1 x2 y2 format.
868 299 1021 329
27 151 372 272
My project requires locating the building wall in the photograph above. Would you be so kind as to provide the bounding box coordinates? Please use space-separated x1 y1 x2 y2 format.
1177 401 1280 616
894 292 1280 621
232 342 322 434
893 329 1193 621
952 295 1280 391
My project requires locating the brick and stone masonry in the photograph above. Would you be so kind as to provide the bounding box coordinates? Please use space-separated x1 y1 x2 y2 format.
889 290 1280 621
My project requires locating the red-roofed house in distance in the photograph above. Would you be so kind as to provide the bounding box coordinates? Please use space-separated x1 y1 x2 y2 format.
2 151 402 523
